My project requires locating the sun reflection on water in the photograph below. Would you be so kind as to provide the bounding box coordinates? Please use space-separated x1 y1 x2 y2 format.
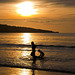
21 33 32 56
22 33 31 44
22 51 30 56
20 69 32 75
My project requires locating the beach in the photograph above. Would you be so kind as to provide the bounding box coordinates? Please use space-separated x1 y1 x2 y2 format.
0 33 75 75
0 0 75 74
0 67 74 75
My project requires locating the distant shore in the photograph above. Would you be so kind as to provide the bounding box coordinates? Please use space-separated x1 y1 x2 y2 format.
0 24 59 33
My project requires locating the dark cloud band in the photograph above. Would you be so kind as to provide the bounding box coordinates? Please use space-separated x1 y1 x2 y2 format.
0 0 75 7
0 0 26 3
44 0 75 7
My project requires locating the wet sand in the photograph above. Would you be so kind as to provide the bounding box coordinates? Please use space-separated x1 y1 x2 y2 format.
0 66 74 75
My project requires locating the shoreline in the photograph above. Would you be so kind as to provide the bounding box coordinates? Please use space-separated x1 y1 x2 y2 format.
0 66 74 75
0 64 75 74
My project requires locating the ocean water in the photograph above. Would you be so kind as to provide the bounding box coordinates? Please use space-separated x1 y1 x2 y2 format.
0 33 75 74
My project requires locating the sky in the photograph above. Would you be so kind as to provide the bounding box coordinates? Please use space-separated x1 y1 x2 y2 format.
0 0 75 33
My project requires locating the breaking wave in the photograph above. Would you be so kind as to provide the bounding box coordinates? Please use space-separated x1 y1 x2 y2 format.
0 44 75 48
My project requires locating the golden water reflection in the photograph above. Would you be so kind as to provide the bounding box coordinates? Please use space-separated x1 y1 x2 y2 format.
20 69 32 75
22 33 31 44
0 67 69 75
0 67 34 75
21 33 32 56
22 51 30 56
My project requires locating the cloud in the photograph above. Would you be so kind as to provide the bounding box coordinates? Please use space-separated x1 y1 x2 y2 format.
22 16 75 25
68 14 75 16
0 0 17 3
44 0 75 7
0 0 75 7
0 0 25 3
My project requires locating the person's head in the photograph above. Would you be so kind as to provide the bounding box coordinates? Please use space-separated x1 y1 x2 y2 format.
31 41 34 45
38 49 41 52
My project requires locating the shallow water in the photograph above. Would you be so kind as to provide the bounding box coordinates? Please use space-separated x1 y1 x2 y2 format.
0 33 75 46
0 67 74 75
0 33 75 74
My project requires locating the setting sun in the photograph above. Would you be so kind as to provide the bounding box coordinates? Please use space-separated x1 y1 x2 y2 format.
16 1 38 16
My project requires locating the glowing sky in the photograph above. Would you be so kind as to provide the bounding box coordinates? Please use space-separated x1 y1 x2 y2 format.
0 0 75 33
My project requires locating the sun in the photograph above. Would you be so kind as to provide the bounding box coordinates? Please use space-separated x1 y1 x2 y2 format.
16 1 38 16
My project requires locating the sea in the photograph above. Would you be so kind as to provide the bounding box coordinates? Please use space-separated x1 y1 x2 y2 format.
0 33 75 74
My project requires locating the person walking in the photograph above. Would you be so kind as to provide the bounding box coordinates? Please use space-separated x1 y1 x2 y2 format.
31 41 36 60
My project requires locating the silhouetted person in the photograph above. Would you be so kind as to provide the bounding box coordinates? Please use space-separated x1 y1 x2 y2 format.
38 50 44 58
31 41 36 60
31 41 44 60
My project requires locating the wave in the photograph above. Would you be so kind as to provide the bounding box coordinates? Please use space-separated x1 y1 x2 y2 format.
0 44 75 48
0 64 75 74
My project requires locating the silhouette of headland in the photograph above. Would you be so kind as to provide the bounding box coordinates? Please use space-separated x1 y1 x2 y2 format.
0 24 59 33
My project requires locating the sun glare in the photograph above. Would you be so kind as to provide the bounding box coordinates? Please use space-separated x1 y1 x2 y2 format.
16 1 38 16
23 33 31 44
